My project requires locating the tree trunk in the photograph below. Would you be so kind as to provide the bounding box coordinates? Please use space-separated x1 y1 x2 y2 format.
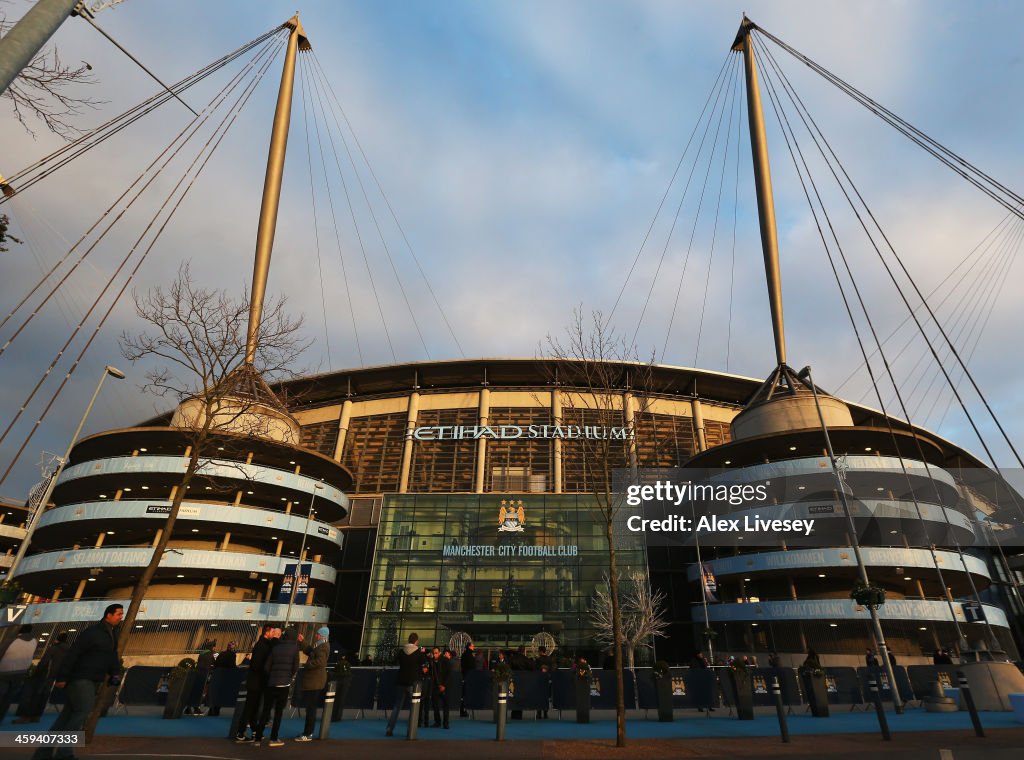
607 521 626 747
84 417 210 739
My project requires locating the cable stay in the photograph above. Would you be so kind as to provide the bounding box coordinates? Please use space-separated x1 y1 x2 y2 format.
0 35 284 487
0 26 286 204
752 22 1024 223
752 35 1007 647
750 32 1024 498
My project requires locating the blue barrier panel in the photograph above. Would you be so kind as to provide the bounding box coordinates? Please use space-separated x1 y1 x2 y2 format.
209 667 246 709
824 667 863 706
857 666 912 703
119 666 167 706
551 670 575 710
461 670 492 711
906 665 957 701
748 668 802 707
636 669 657 709
685 668 717 710
509 671 549 711
344 668 378 709
376 669 399 711
590 669 635 709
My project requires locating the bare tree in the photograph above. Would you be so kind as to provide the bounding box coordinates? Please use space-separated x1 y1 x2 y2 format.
591 570 669 703
84 262 309 735
1 1 99 139
540 306 658 748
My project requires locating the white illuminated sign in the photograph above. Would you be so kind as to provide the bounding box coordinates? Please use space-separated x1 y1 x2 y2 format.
412 424 631 441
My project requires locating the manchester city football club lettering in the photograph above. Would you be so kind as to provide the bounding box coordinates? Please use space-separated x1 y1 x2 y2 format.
412 424 631 441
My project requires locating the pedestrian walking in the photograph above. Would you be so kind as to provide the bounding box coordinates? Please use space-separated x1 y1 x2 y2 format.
0 624 39 723
253 627 300 748
185 642 215 716
295 627 330 742
459 641 475 717
14 632 70 724
385 633 425 737
429 647 450 728
31 604 123 760
234 624 280 743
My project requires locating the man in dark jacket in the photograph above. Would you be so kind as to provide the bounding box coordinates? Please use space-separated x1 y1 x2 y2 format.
385 633 425 736
254 627 299 748
459 642 475 717
295 627 330 742
235 624 279 742
207 642 237 716
14 632 71 724
534 645 554 720
0 624 39 722
430 647 451 728
417 648 433 728
32 604 122 760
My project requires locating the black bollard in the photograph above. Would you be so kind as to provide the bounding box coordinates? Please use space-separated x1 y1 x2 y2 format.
226 685 247 740
956 671 984 738
868 679 891 741
406 682 422 741
496 685 508 741
771 677 789 743
320 680 336 741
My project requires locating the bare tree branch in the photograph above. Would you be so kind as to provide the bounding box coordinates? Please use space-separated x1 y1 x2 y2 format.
1 3 102 139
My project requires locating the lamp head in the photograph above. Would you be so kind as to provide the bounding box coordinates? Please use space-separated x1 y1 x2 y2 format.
105 366 126 380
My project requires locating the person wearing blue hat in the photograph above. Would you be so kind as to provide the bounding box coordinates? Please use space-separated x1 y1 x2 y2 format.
295 627 331 742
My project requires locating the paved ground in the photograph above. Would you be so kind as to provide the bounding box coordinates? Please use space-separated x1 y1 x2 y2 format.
0 729 1020 760
0 710 1020 759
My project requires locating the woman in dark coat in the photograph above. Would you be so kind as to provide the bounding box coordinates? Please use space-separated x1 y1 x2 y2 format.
207 642 238 716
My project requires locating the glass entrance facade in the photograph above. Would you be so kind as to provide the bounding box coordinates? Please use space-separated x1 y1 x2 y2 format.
361 493 647 661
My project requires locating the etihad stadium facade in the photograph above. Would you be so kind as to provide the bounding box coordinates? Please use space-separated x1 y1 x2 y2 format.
6 358 1022 665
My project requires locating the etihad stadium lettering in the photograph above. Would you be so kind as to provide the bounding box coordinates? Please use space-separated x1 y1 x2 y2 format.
413 425 631 441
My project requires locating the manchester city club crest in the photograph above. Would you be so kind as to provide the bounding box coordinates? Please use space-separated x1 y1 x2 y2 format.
498 499 526 532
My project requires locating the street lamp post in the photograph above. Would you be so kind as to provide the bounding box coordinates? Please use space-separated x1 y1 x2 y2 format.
282 481 323 628
799 365 904 714
7 365 125 581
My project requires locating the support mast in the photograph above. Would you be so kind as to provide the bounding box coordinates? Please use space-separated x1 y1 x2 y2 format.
245 15 310 365
732 15 786 366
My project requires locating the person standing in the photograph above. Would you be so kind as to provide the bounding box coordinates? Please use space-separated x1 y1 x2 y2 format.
429 647 450 729
459 642 475 717
254 627 300 748
385 633 425 737
865 649 879 668
0 624 39 722
534 645 554 720
234 624 279 743
295 627 330 742
31 604 123 760
14 632 70 724
207 641 237 716
185 642 216 716
417 648 433 728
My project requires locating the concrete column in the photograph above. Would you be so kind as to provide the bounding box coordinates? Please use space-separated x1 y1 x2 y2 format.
691 397 708 452
552 388 563 494
245 452 254 465
399 391 420 493
474 388 490 494
220 532 231 551
51 587 61 601
624 391 639 471
306 586 316 606
333 399 353 462
207 577 218 599
285 502 292 515
94 533 105 548
233 490 243 506
275 540 283 557
73 579 87 600
264 581 273 602
151 528 163 548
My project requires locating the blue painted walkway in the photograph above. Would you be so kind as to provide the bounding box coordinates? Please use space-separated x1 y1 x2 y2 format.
4 709 1022 741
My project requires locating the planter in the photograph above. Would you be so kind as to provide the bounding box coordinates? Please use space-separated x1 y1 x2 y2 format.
162 670 196 719
801 671 830 718
331 679 351 721
729 670 754 720
654 676 674 722
574 678 591 724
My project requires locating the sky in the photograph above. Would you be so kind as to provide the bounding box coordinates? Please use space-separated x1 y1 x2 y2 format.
1 0 1023 497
